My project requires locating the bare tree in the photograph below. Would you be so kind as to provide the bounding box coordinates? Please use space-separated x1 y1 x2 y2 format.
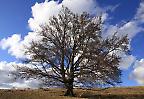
13 7 129 96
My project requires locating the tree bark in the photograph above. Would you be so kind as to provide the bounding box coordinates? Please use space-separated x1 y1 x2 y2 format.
64 80 74 96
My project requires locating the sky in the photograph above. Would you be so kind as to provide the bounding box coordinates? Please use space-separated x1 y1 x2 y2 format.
0 0 144 88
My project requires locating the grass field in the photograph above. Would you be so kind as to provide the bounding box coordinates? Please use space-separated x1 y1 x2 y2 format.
1 86 144 99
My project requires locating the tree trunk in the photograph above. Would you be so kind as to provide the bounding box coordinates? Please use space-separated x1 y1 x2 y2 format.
65 86 74 96
64 80 74 96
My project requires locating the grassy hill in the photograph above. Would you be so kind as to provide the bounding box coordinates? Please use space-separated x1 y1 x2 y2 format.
1 86 144 99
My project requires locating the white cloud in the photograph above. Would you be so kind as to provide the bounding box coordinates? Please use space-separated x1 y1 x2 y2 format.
119 55 136 69
0 32 43 59
103 1 144 40
28 0 105 31
0 34 21 50
9 79 41 89
0 61 41 89
130 59 144 85
0 34 25 59
103 19 143 40
102 25 118 38
0 61 15 71
119 21 143 39
135 1 144 23
28 1 60 31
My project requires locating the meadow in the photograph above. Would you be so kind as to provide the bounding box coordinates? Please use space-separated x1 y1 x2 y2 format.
1 86 144 99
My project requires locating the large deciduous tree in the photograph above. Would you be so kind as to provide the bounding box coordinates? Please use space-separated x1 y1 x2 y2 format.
14 7 129 96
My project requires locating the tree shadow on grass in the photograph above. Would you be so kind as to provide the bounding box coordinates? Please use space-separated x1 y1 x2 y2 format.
81 94 144 99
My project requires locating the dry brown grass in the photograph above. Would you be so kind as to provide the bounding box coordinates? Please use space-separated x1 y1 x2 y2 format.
1 86 144 99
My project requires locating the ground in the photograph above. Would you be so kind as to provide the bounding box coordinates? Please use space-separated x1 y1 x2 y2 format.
1 86 144 99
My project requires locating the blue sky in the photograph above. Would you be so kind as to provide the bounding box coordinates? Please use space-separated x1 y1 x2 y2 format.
0 0 144 88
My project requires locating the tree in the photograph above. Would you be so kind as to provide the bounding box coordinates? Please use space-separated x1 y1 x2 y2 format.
13 7 129 96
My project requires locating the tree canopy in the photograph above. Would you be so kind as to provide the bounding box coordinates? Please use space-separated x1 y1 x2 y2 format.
13 7 129 96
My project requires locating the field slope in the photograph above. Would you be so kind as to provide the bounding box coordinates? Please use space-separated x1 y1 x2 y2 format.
1 86 144 99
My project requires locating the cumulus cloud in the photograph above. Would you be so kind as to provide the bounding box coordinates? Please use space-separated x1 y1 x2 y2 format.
119 55 136 69
28 0 105 31
9 79 41 89
103 1 144 40
103 19 143 40
0 34 24 58
130 59 144 85
0 61 41 89
119 21 143 39
0 32 43 59
135 1 144 23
